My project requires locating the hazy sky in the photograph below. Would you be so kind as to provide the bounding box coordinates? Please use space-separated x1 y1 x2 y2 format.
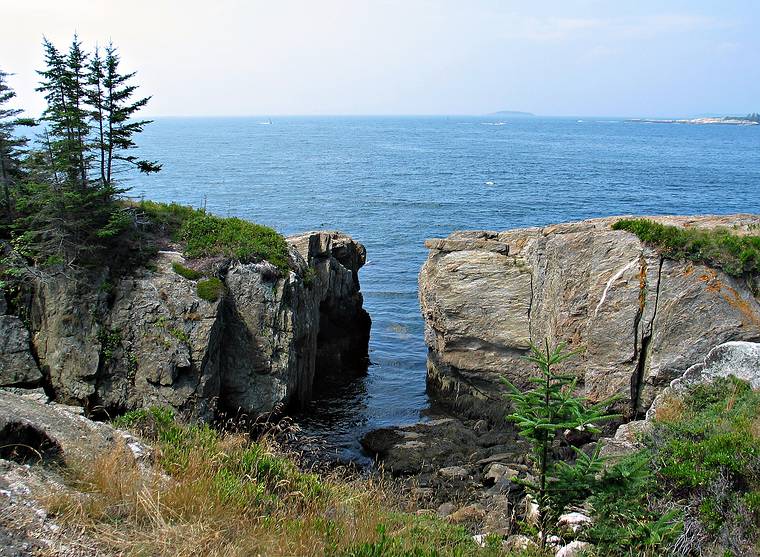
2 0 759 117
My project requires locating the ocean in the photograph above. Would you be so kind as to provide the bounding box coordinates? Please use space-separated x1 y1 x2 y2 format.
128 116 760 461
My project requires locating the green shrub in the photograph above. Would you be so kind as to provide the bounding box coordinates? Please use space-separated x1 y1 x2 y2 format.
586 376 760 556
171 261 202 280
585 452 681 556
113 406 176 434
179 213 290 272
196 277 223 302
612 218 760 277
138 200 202 237
97 328 122 363
302 266 317 287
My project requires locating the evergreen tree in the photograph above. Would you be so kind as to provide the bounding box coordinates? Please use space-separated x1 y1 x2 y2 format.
504 341 619 548
0 69 33 224
87 46 107 186
36 36 92 190
19 35 160 266
100 42 161 185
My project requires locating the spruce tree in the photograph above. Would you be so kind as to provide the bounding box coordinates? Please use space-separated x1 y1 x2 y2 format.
36 36 91 189
504 341 619 548
101 42 161 185
21 36 160 266
0 69 32 225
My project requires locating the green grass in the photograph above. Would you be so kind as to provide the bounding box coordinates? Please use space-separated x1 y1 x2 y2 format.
612 218 760 277
179 212 290 272
585 376 760 556
135 201 291 273
171 261 202 280
137 200 203 238
197 277 223 302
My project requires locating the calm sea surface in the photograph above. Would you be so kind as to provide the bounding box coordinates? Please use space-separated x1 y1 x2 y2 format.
129 116 760 460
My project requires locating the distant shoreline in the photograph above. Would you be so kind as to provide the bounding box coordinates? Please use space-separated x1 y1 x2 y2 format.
628 117 759 126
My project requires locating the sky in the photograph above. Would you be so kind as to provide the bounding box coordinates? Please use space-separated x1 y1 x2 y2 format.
2 0 759 117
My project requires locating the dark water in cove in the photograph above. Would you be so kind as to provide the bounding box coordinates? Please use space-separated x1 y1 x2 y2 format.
129 116 760 461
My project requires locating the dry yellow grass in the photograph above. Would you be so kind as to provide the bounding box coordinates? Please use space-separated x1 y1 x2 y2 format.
41 412 509 557
653 396 686 423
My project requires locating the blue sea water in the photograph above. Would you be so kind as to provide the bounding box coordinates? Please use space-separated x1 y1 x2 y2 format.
129 116 760 460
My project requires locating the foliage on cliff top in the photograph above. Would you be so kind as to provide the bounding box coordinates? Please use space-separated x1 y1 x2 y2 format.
612 218 760 277
179 212 290 272
48 407 529 557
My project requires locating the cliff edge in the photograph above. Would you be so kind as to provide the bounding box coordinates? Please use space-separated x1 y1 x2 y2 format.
0 231 370 420
419 215 760 420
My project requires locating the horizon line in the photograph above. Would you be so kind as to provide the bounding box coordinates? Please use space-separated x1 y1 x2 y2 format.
136 112 755 120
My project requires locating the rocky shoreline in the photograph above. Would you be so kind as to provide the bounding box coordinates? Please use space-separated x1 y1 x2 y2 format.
1 231 371 420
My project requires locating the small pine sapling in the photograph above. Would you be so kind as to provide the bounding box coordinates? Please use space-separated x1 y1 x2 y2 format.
503 340 620 548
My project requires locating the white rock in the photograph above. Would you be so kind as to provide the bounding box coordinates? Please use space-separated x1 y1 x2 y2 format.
556 540 593 557
524 494 540 525
558 511 593 533
438 465 469 480
502 534 537 552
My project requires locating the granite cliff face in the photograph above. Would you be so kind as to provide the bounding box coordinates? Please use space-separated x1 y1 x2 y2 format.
419 215 760 419
1 231 370 419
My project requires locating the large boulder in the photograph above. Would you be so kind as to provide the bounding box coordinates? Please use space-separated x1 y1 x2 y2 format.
419 215 760 419
0 389 120 464
15 232 369 419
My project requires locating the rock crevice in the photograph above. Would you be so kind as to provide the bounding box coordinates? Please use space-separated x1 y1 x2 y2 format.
419 215 760 419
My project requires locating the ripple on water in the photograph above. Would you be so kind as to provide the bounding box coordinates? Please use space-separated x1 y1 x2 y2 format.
128 116 760 461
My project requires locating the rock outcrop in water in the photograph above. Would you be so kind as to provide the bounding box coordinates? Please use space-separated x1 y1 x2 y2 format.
1 232 370 419
419 215 760 420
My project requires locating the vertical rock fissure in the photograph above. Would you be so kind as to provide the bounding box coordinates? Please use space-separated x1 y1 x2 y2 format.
527 265 534 343
631 256 663 418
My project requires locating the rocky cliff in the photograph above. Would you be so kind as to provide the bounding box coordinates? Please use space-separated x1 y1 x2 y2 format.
419 215 760 419
0 231 370 419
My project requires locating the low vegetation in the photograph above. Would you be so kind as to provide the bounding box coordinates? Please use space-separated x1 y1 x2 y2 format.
180 212 290 272
46 407 540 557
196 277 224 302
584 376 760 556
612 218 760 277
171 261 203 280
503 343 759 556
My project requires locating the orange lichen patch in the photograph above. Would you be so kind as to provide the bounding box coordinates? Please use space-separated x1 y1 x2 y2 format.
697 269 724 293
638 259 648 311
681 264 694 277
720 283 760 327
698 269 760 327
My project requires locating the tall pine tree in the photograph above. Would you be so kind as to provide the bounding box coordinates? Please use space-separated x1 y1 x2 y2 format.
36 36 92 190
22 35 160 266
100 42 161 186
0 69 32 224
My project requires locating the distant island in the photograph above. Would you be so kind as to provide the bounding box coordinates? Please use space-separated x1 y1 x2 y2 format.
628 113 759 126
489 110 535 117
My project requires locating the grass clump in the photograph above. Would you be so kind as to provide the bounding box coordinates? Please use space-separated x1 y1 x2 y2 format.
612 218 760 277
171 261 202 280
48 408 518 557
180 213 290 272
137 200 203 239
197 277 223 302
585 376 760 556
